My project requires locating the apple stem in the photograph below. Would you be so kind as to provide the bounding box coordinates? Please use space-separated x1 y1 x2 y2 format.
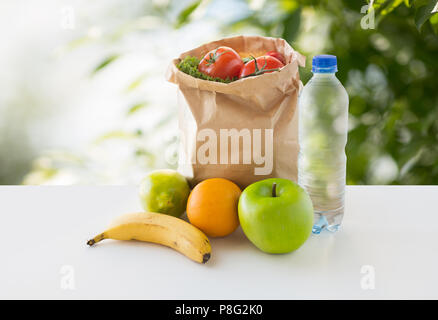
272 182 277 197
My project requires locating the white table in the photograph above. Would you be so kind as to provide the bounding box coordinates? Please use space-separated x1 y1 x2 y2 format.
1 186 437 299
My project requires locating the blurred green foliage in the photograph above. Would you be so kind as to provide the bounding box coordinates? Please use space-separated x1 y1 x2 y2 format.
173 0 438 184
23 0 438 185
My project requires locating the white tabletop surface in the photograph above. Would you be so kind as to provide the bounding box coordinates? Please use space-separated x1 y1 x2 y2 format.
1 185 437 300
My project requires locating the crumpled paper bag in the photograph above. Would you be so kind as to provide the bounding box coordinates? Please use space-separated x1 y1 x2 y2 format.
166 35 305 188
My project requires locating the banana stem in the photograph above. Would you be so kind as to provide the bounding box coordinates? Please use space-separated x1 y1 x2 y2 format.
87 233 105 246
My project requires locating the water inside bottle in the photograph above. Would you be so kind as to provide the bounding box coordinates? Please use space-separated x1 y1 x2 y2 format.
298 55 349 233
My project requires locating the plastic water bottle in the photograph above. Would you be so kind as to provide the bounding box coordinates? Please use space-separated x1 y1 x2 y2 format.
298 55 349 234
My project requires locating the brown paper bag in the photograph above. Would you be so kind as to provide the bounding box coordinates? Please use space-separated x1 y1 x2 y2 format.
166 35 305 189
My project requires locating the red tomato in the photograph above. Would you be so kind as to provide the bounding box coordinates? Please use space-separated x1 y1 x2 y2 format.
198 46 244 80
266 50 286 65
239 55 285 79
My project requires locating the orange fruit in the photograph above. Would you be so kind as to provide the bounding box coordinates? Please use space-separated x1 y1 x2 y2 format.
186 178 241 237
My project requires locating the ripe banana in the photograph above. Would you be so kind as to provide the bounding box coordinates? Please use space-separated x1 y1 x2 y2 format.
87 212 211 264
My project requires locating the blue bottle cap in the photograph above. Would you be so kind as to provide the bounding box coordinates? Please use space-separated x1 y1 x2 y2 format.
312 54 338 73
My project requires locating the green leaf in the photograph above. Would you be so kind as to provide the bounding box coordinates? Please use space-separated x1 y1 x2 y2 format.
381 0 405 15
430 12 438 33
125 74 147 92
175 0 202 28
399 146 424 177
92 54 119 75
154 113 175 129
135 148 154 158
412 0 431 8
127 102 149 115
414 0 438 31
65 36 91 51
368 0 389 11
279 0 299 12
134 148 156 167
369 0 406 15
282 8 301 43
93 130 137 144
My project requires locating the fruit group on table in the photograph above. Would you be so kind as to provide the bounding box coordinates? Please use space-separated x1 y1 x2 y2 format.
139 169 190 218
238 178 313 254
186 178 241 237
87 212 211 264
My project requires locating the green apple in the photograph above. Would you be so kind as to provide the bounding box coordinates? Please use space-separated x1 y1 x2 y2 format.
238 178 313 253
139 169 190 218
